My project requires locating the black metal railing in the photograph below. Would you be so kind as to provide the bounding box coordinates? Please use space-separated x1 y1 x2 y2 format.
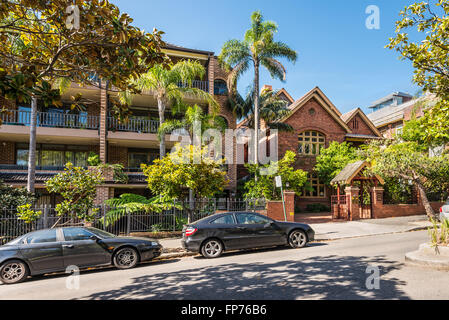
177 80 209 92
0 110 100 130
107 117 160 134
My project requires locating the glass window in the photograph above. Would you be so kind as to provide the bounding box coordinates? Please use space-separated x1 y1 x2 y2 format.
15 144 88 167
214 80 228 95
25 229 57 244
236 213 271 225
63 228 94 241
211 215 235 224
86 227 116 239
298 131 325 155
128 152 149 169
303 173 326 198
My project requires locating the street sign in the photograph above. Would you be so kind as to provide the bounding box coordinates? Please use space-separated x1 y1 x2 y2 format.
275 175 282 188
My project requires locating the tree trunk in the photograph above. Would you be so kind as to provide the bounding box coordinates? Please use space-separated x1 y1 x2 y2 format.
416 182 436 220
253 60 260 166
27 96 38 193
157 97 166 159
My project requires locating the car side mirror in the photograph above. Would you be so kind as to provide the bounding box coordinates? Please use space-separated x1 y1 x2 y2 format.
90 235 100 242
264 222 274 228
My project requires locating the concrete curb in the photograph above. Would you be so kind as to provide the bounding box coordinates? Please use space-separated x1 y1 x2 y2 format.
154 251 198 261
405 250 449 271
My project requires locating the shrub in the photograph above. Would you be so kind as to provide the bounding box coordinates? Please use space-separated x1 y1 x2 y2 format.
305 203 330 213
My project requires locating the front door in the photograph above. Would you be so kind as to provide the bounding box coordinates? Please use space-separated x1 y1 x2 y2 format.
61 228 110 268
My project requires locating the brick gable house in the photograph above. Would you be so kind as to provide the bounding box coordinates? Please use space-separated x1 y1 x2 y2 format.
238 86 381 210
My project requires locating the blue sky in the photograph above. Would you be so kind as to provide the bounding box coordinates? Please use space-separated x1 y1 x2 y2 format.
113 0 420 114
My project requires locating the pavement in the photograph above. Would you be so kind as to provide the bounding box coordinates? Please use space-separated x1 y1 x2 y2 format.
157 215 433 252
3 230 449 300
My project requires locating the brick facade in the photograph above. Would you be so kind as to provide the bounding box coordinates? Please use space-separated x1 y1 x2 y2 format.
0 141 15 164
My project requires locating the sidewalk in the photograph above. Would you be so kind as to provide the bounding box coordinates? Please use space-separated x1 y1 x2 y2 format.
157 215 432 250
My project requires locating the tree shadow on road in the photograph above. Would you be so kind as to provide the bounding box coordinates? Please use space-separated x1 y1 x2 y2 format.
81 255 409 300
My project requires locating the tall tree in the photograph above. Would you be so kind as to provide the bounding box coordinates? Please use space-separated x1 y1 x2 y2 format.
0 0 166 192
230 86 293 132
387 0 449 146
120 61 218 158
219 11 297 165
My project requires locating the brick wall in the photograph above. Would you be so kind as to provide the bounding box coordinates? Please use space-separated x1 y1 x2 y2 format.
0 141 15 164
348 113 376 136
108 145 127 166
264 191 295 222
373 202 443 219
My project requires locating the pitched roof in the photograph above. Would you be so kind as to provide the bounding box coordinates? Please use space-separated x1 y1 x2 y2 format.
278 87 351 133
340 108 382 137
367 98 417 127
330 161 385 185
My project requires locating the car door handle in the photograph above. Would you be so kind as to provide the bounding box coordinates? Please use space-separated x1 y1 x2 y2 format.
62 244 74 249
237 226 247 230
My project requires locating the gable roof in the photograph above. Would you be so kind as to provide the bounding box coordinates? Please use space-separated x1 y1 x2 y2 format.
341 108 382 137
276 88 295 104
278 87 351 133
330 161 385 185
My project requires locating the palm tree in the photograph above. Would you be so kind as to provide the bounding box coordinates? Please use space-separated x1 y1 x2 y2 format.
230 86 293 132
219 11 297 164
120 60 218 159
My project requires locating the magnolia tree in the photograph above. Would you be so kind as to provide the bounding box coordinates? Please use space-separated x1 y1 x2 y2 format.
244 150 308 201
141 144 229 223
0 0 166 192
45 163 104 227
362 139 449 219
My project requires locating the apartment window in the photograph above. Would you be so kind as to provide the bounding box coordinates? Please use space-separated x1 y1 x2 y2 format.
128 149 159 169
214 80 228 95
298 131 325 155
303 173 326 198
15 144 89 167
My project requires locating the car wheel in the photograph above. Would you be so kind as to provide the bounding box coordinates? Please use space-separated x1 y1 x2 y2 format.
113 247 139 269
288 230 308 248
0 260 29 284
201 239 223 258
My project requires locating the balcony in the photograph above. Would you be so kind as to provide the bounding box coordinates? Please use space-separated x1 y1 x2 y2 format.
108 117 160 134
177 80 209 92
1 110 100 130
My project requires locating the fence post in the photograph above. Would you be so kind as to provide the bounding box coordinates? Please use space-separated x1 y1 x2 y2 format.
126 211 131 236
103 205 107 231
43 204 49 229
173 200 176 232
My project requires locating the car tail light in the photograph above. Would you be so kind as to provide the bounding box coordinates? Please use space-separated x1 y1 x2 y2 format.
185 227 198 237
440 207 443 213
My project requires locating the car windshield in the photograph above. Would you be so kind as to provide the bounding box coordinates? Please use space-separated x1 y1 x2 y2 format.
86 227 116 239
5 236 23 245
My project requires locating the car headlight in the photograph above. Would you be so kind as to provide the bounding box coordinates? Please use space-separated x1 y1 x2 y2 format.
150 241 160 246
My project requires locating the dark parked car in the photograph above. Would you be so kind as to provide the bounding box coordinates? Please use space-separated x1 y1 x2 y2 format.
0 227 162 284
181 212 315 258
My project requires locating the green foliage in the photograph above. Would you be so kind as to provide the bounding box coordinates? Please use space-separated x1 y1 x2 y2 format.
0 0 166 115
0 180 35 209
45 163 104 222
362 139 449 218
87 152 101 166
16 204 41 224
382 177 415 204
387 1 449 100
314 141 359 185
244 150 308 200
141 144 229 201
103 193 178 227
428 218 449 249
175 216 188 231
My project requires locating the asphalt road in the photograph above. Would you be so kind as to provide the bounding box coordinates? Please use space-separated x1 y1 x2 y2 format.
1 230 448 300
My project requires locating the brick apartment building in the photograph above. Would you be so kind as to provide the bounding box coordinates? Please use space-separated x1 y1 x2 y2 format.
237 86 382 210
0 44 237 206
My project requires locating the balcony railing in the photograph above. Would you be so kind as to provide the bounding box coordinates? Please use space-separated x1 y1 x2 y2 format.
177 80 209 92
1 110 100 130
108 117 160 134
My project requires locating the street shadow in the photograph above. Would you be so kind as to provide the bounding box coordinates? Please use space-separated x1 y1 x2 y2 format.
17 259 181 284
81 255 409 300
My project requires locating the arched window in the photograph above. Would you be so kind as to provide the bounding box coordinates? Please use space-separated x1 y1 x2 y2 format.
214 79 228 95
298 131 325 155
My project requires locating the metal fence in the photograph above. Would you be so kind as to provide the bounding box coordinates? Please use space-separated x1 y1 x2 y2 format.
0 199 266 245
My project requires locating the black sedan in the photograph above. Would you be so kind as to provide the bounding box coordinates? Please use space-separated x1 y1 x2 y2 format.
182 212 315 258
0 227 162 284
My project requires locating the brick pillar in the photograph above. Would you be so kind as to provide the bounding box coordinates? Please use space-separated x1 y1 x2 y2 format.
207 55 215 99
345 186 360 221
371 187 384 219
90 166 114 205
283 190 295 222
99 88 108 164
